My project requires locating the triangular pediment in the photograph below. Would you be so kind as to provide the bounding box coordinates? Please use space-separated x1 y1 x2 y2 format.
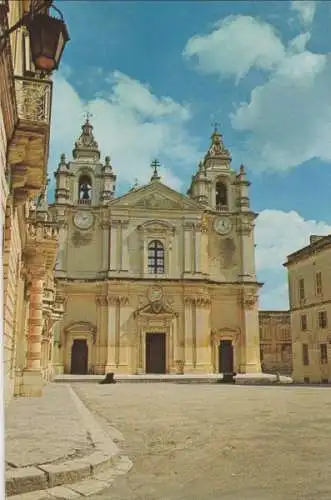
107 181 203 212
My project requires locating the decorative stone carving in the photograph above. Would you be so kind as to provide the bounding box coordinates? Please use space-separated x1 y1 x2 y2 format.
148 285 163 303
242 292 258 310
71 230 93 247
134 193 182 210
196 213 209 233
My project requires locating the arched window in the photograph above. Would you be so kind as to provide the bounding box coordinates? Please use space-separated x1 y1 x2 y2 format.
148 240 165 274
78 174 92 204
215 181 227 209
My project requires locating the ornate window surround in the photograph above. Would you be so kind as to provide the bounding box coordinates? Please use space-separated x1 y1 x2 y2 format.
137 220 176 277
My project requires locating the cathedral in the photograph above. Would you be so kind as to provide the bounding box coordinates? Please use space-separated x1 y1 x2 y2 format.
50 118 262 376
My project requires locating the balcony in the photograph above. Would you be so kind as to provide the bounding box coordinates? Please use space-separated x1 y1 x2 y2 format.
25 219 59 270
7 75 52 206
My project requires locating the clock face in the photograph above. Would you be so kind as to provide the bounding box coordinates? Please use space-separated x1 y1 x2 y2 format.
214 217 232 235
73 211 93 230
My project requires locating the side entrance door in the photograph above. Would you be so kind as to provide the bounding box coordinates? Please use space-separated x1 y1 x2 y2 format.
146 333 166 374
218 340 234 373
71 339 88 374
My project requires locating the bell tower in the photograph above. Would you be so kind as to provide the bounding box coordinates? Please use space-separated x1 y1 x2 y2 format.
53 117 116 206
188 126 238 212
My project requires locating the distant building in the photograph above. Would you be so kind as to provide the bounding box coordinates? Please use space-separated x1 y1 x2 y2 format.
284 235 331 383
259 311 292 375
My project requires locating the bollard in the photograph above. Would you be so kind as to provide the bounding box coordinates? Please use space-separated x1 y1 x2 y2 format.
99 372 116 384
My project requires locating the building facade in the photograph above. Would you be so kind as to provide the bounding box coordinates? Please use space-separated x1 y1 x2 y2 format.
1 0 64 403
259 311 292 375
50 119 263 376
284 235 331 383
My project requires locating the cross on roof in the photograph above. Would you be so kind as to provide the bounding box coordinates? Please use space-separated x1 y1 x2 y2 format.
83 111 93 122
211 121 221 132
151 159 161 180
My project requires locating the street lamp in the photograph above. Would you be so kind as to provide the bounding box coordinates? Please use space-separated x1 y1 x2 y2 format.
0 1 70 73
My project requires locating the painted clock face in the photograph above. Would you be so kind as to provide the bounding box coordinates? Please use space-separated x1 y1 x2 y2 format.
214 217 232 235
73 211 93 230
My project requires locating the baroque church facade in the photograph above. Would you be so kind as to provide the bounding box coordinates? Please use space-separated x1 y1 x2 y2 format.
50 118 262 376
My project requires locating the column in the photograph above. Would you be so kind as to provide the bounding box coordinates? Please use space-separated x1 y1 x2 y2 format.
121 221 130 272
105 297 118 371
184 223 193 274
184 298 194 369
21 258 46 396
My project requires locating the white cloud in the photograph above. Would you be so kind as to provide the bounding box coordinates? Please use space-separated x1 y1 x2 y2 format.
183 12 331 172
183 15 285 83
49 71 201 192
255 209 331 309
291 1 317 28
230 50 330 171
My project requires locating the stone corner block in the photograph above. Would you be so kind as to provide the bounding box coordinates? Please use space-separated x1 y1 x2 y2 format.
69 478 109 496
6 466 47 496
47 485 81 499
9 490 51 500
84 450 113 474
39 459 91 488
113 456 133 475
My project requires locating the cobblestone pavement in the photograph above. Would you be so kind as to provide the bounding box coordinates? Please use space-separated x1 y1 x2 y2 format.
73 383 331 500
6 384 93 468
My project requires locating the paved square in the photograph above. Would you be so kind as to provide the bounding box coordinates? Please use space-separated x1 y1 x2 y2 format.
73 383 331 500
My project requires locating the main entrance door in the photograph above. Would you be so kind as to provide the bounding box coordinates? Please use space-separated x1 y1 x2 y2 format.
71 339 88 374
146 333 166 374
218 340 234 373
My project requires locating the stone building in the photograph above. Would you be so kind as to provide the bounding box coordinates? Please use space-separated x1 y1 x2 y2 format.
50 118 263 376
259 311 292 375
284 235 331 383
1 0 65 403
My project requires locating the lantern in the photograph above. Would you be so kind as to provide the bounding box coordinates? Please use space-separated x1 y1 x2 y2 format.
26 8 70 72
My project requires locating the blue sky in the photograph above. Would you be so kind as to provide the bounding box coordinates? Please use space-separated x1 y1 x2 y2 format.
49 0 331 309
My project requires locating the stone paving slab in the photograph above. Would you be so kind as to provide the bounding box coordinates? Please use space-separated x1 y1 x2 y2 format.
6 385 93 468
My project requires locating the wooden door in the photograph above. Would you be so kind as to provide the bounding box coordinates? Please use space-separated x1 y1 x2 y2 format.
146 333 166 374
218 340 234 374
71 339 88 374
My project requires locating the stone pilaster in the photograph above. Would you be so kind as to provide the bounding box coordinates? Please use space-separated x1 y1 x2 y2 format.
109 221 120 272
183 223 193 275
100 221 110 271
237 214 257 281
184 297 194 368
105 296 118 371
120 220 129 272
95 296 108 374
194 297 213 371
241 289 262 373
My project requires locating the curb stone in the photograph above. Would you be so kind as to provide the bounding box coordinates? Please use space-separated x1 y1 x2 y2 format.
8 456 134 500
6 385 127 497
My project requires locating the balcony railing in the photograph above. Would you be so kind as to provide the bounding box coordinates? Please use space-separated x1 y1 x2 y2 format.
78 198 92 205
14 75 52 126
216 204 228 212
